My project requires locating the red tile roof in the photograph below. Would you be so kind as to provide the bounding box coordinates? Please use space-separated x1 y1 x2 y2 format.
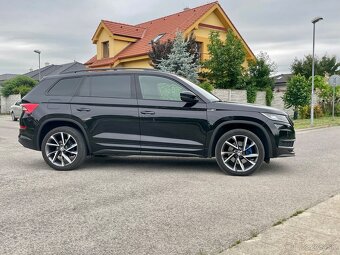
102 20 146 39
84 55 97 65
87 2 219 67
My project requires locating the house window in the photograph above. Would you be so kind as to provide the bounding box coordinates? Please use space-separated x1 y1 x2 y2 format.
102 41 109 58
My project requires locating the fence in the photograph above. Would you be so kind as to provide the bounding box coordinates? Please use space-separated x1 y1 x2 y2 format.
0 94 21 114
212 89 293 115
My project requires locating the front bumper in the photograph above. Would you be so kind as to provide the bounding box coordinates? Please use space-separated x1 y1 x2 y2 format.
276 140 295 157
273 121 295 158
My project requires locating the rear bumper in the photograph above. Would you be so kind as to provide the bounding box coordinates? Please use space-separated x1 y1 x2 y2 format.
18 134 37 151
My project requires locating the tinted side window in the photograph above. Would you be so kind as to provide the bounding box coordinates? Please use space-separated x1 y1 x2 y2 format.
78 78 91 97
48 78 82 96
78 75 132 98
138 76 186 101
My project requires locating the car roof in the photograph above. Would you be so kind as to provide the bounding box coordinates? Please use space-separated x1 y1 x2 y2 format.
43 68 170 80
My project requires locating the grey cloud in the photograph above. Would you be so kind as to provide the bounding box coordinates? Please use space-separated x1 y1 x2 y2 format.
0 0 339 74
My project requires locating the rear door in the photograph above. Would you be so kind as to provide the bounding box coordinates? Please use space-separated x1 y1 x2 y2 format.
71 74 140 155
136 74 208 156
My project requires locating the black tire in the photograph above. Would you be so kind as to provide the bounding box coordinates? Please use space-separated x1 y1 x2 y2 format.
41 126 87 171
215 129 265 176
11 112 17 121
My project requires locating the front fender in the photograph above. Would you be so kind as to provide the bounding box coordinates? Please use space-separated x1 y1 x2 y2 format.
207 117 274 158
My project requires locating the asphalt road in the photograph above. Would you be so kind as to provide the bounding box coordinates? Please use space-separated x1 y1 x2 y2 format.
0 115 339 255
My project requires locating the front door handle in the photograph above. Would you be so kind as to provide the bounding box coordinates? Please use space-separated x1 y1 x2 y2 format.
140 110 155 115
76 107 91 112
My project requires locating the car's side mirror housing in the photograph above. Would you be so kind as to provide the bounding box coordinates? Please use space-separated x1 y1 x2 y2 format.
180 91 198 103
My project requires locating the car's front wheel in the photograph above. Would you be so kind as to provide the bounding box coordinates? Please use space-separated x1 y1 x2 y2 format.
41 126 86 170
215 129 265 176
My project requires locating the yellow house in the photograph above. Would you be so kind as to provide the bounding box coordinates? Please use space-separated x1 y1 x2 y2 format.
85 1 255 68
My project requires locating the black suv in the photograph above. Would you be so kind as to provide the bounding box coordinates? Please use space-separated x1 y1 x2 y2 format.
19 69 295 175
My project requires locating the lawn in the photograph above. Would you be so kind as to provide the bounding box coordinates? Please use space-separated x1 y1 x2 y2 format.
293 116 340 129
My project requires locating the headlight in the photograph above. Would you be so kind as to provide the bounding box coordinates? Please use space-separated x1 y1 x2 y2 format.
261 113 289 123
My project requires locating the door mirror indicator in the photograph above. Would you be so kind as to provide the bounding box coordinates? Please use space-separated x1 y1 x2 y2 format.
180 91 198 103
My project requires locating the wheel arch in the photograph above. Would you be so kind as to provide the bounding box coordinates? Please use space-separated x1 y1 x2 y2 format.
36 118 92 154
208 120 273 159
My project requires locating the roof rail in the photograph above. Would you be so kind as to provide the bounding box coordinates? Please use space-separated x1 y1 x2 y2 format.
64 67 159 74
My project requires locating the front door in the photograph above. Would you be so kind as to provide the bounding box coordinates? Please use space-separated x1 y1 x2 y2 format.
136 74 208 156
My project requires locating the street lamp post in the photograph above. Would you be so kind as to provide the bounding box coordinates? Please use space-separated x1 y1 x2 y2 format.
310 17 323 127
34 50 41 81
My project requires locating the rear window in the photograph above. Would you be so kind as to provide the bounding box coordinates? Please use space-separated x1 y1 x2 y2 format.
48 78 82 96
78 75 132 99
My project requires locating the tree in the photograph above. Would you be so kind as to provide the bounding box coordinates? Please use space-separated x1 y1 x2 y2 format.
246 52 276 90
311 75 340 114
0 75 37 97
319 55 340 76
245 52 276 105
185 33 201 66
158 32 199 83
291 54 340 79
148 33 200 69
202 29 246 89
283 74 310 119
149 39 173 69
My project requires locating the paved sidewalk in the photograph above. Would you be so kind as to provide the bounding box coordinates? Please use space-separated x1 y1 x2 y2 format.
221 194 340 255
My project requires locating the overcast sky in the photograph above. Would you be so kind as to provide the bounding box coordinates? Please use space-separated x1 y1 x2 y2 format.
0 0 338 75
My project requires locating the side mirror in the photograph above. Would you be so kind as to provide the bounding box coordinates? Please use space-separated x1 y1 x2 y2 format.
180 91 198 103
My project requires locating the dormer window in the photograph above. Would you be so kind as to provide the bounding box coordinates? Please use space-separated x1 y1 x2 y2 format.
151 33 165 44
102 41 109 58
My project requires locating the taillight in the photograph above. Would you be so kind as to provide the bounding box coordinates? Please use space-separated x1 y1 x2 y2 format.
19 125 27 130
21 103 39 114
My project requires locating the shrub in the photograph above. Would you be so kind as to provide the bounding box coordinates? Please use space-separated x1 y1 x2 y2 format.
246 84 257 103
0 75 37 97
335 104 340 116
299 104 324 119
198 81 214 93
265 86 273 106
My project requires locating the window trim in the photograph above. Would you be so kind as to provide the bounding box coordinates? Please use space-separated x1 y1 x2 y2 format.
74 74 136 99
135 74 203 103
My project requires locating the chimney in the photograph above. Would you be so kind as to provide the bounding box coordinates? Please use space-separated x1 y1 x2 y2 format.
45 62 50 67
183 7 190 11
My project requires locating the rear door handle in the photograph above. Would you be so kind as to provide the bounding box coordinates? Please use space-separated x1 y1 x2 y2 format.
76 107 91 112
140 110 155 115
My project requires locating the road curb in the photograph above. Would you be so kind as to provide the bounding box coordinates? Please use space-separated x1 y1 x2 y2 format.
296 125 340 132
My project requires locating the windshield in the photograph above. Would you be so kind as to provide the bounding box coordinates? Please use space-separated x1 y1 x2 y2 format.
176 76 220 102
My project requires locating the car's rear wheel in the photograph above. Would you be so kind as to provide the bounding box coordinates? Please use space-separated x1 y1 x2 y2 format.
215 129 265 176
11 112 17 121
41 126 86 170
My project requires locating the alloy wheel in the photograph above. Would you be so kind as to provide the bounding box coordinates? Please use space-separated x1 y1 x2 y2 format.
45 132 78 167
221 135 259 172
